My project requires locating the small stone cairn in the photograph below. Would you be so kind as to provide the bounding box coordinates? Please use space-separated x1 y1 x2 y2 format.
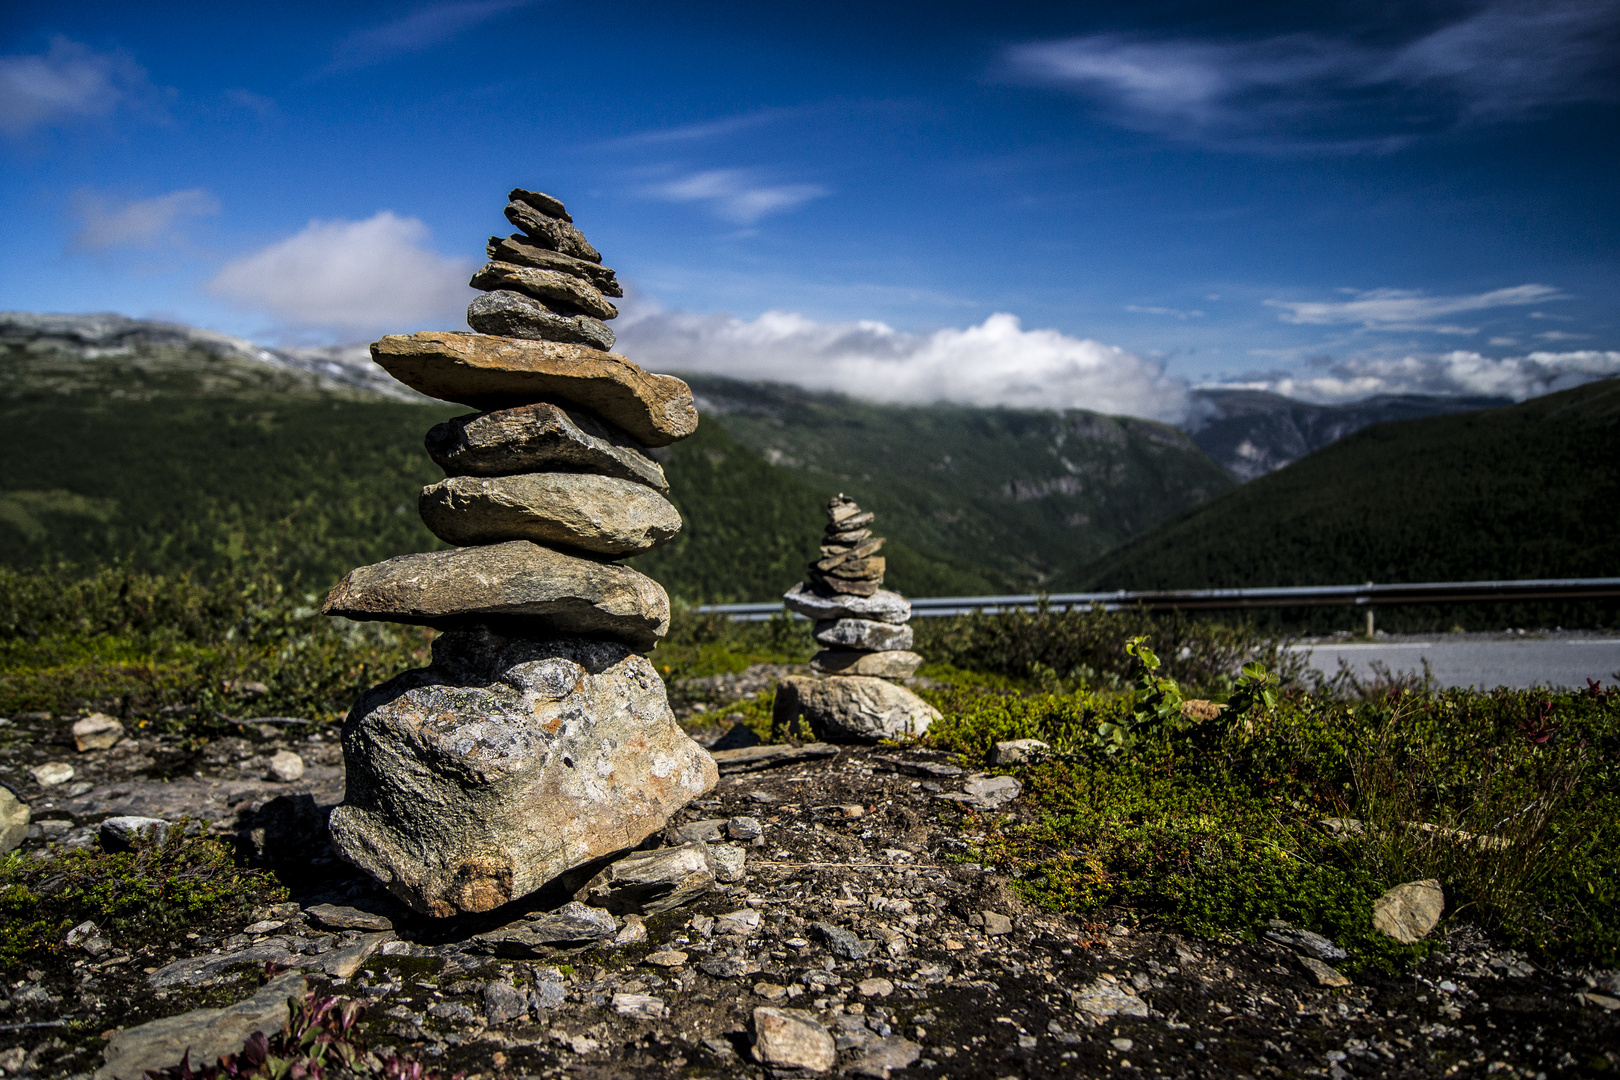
773 496 941 742
320 189 717 918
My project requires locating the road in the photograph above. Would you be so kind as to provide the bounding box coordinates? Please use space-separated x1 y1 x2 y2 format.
1289 635 1620 690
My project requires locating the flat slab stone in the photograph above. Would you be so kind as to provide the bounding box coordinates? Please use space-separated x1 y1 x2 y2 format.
99 972 307 1080
782 583 910 624
371 332 697 447
811 649 921 678
813 618 914 652
709 742 839 774
329 629 717 916
470 261 617 320
810 571 880 596
504 199 600 261
467 291 614 351
321 540 670 648
426 401 665 490
773 676 939 743
487 234 621 297
419 473 680 555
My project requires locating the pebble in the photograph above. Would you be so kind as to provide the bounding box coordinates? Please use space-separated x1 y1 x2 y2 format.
29 762 74 787
612 993 666 1019
716 909 762 935
727 815 763 840
644 950 688 968
981 911 1014 936
857 977 895 997
614 914 648 944
72 713 124 751
303 903 394 932
268 750 306 783
1111 1038 1134 1052
754 982 788 1000
243 920 284 935
752 1007 837 1072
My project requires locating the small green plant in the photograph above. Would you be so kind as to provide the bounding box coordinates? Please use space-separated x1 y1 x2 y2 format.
1095 637 1277 753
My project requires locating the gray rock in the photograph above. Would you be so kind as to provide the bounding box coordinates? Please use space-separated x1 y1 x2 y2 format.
981 911 1014 936
99 815 171 852
476 902 619 956
467 290 614 351
508 188 572 221
574 841 715 915
320 932 392 978
1069 974 1149 1020
727 816 762 841
709 742 839 774
532 972 568 1010
773 676 939 743
936 773 1023 810
752 1007 837 1072
371 331 697 447
329 629 716 916
267 750 305 783
851 1036 923 1079
1301 956 1352 987
427 401 665 490
813 922 872 960
1373 879 1445 943
147 944 305 988
30 762 74 787
672 818 727 843
484 980 528 1024
990 739 1049 765
322 540 671 649
612 992 666 1019
66 919 111 956
700 956 762 979
73 713 124 751
810 571 881 597
98 972 308 1080
487 234 622 296
303 903 393 932
782 582 910 624
470 262 617 321
813 618 914 652
419 473 681 555
1264 920 1347 961
709 843 747 883
811 649 921 678
0 786 29 854
505 200 601 262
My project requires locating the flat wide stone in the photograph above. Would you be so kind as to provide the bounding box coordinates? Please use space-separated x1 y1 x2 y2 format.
811 649 922 678
783 582 910 624
371 332 697 447
426 401 665 490
419 473 681 555
488 235 621 296
813 618 914 652
97 972 307 1080
467 291 614 351
773 675 939 743
470 261 617 320
322 540 670 648
329 629 717 917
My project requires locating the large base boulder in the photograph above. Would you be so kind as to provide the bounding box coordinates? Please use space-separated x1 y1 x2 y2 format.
773 675 939 743
329 628 717 917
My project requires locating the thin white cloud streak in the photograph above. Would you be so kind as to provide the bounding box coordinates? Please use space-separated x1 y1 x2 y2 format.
208 212 474 337
598 106 817 149
1002 1 1620 150
1126 304 1204 319
616 305 1191 422
646 169 829 225
69 188 219 251
0 36 164 137
1222 349 1620 404
327 1 534 70
1265 284 1562 333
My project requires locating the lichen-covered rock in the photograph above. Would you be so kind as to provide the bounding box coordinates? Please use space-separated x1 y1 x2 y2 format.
321 540 670 648
773 675 939 743
419 473 681 555
329 629 717 917
426 401 665 490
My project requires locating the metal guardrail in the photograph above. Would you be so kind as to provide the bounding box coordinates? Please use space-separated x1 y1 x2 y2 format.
696 577 1620 622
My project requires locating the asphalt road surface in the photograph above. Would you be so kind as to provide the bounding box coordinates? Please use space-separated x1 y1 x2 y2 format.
1291 634 1620 690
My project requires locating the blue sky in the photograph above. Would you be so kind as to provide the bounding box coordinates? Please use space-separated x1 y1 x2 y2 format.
3 0 1618 420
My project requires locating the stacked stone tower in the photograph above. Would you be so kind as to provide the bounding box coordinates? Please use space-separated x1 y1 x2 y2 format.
773 496 940 742
321 188 716 918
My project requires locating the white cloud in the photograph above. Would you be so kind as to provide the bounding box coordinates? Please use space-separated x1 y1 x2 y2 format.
1264 284 1561 333
1001 1 1620 151
616 304 1190 422
208 211 474 337
0 36 163 137
1222 349 1620 403
69 188 219 251
1126 304 1204 319
646 169 829 224
327 1 535 70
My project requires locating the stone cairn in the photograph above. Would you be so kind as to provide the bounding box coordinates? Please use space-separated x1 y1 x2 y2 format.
320 188 717 918
772 496 941 742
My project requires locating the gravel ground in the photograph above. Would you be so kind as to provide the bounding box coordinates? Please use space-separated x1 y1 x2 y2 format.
1 713 1618 1079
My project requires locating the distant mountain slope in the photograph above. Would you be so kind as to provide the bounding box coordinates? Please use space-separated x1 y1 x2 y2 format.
0 313 992 600
1186 388 1511 480
680 374 1236 590
1082 378 1620 590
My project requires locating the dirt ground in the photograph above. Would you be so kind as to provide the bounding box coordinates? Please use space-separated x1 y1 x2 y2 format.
2 710 1619 1080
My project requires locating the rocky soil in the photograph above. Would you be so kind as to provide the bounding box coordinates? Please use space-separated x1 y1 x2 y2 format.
1 710 1618 1079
